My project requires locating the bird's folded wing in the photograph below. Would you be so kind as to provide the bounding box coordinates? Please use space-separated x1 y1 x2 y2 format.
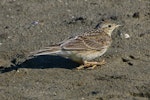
61 36 104 50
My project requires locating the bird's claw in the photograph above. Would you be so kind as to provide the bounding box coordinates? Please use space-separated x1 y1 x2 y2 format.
76 60 106 70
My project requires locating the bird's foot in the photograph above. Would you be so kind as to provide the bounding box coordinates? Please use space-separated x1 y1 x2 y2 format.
76 59 106 70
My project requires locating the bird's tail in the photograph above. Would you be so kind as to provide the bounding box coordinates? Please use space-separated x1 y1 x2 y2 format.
29 46 61 57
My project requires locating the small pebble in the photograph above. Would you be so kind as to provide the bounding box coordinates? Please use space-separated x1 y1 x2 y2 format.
110 16 117 20
132 12 140 18
16 69 20 72
8 36 11 39
31 21 39 26
124 34 130 38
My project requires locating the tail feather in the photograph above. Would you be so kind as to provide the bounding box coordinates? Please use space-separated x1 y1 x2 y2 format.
30 46 61 57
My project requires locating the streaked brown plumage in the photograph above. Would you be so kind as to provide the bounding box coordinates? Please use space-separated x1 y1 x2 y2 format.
30 21 121 69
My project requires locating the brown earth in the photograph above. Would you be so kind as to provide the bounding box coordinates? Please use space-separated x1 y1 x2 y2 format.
0 0 150 100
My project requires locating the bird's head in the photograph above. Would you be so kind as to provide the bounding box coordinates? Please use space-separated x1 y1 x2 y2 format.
96 21 121 36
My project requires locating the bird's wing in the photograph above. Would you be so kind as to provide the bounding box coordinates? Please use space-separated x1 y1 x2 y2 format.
61 34 108 51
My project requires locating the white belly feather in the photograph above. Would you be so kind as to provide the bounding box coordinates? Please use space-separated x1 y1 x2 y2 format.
60 48 108 63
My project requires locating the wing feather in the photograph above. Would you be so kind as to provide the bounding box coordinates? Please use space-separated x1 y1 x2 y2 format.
61 36 89 50
61 33 110 51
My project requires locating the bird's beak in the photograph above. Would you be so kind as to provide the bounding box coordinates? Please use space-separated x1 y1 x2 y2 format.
116 25 122 27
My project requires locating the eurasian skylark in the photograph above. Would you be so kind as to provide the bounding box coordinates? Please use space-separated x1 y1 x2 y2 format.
30 21 121 69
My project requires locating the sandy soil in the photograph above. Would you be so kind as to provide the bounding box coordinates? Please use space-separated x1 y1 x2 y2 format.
0 0 150 100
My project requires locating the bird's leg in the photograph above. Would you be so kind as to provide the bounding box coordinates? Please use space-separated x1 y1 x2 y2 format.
76 59 106 70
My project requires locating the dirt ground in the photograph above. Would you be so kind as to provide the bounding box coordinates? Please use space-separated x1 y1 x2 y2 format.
0 0 150 100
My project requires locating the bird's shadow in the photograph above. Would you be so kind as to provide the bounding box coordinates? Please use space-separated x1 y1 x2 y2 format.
0 55 80 73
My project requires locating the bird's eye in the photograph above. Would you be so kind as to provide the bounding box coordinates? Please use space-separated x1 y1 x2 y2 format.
108 25 111 27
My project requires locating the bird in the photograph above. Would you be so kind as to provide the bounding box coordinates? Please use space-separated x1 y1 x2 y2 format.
30 21 121 69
